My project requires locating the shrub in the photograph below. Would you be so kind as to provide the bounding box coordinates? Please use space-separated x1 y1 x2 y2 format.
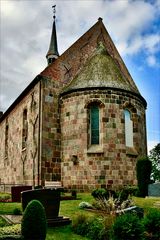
13 208 22 215
86 217 104 240
72 213 89 236
111 213 144 240
136 157 152 197
72 214 106 240
21 200 47 240
91 188 109 200
118 186 138 202
0 193 11 202
0 216 9 227
143 208 160 240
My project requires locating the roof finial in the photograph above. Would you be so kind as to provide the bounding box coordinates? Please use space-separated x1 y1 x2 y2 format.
46 4 59 65
52 5 56 20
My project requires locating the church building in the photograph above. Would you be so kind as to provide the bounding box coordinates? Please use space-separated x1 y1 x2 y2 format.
0 9 147 191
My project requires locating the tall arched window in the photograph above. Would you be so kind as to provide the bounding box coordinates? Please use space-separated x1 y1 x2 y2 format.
90 105 99 145
5 124 9 158
124 109 133 147
22 109 28 149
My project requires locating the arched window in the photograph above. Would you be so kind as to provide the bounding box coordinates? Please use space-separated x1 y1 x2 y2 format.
90 105 99 145
22 109 28 149
124 109 133 147
5 124 9 157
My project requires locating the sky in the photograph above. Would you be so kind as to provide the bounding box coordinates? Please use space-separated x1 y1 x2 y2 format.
0 0 160 152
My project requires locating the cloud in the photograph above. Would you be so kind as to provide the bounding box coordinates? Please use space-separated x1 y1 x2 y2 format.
0 0 159 114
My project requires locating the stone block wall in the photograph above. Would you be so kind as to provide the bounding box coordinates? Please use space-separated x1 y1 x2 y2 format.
0 83 40 186
40 77 61 184
60 89 147 191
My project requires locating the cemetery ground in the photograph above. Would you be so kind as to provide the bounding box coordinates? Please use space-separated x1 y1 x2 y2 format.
0 192 160 239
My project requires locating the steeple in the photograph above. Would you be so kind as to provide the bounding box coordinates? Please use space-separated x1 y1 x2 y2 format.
46 5 59 65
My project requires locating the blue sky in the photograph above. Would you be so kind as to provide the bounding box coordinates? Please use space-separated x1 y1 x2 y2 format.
0 0 160 152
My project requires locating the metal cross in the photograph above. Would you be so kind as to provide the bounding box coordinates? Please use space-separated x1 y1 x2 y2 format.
52 5 56 19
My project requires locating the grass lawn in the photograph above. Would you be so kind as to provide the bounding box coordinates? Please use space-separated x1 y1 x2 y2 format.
0 192 160 239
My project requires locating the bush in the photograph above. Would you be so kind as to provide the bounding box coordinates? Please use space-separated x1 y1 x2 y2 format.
118 186 138 202
13 208 22 215
0 193 11 202
136 157 152 197
0 217 9 227
91 188 109 200
72 214 106 240
143 208 160 240
72 213 89 236
21 200 47 240
86 217 105 240
111 213 144 240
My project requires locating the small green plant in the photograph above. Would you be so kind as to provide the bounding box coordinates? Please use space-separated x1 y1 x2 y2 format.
13 208 22 215
0 216 9 227
0 224 21 236
72 213 89 236
86 217 105 240
136 157 152 197
143 208 160 240
0 193 11 202
21 200 47 240
91 188 109 200
111 213 144 240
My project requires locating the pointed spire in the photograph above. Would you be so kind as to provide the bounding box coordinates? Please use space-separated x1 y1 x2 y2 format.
46 5 59 65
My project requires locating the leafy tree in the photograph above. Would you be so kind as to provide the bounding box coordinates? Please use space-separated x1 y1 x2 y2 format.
149 143 160 182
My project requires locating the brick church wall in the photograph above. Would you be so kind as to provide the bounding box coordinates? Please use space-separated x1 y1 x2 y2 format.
60 89 147 191
0 83 40 186
40 77 61 184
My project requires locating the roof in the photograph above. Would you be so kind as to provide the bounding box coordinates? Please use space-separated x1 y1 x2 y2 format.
1 18 147 122
46 19 59 58
62 42 139 94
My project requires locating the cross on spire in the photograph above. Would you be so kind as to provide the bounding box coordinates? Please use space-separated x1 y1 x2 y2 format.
46 4 59 65
52 5 56 20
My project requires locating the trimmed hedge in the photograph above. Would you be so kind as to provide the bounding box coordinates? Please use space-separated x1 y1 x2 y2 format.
21 200 47 240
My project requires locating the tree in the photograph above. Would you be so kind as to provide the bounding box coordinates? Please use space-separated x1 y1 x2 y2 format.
136 157 152 197
149 143 160 182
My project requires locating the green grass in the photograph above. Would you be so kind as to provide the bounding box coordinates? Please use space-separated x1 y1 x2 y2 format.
0 192 160 240
46 225 89 240
0 202 21 215
133 196 160 212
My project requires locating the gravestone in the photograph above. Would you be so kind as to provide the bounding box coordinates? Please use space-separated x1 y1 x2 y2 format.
148 182 160 197
21 188 71 226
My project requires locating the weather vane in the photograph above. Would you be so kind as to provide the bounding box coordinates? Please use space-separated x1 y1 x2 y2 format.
52 5 56 19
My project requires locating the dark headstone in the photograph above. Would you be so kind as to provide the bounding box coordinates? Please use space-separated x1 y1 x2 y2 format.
21 188 71 226
11 186 32 202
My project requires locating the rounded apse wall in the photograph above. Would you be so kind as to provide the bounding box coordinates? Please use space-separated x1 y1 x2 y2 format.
60 88 147 191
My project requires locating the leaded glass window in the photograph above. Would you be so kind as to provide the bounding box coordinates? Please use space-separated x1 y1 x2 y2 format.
90 105 99 144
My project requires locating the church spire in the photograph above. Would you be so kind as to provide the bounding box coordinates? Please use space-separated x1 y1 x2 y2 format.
46 5 59 65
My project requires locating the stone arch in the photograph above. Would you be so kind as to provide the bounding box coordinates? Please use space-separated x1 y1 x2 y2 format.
123 101 137 115
84 99 105 109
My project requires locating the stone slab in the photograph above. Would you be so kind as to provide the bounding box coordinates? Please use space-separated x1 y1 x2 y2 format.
148 183 160 197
